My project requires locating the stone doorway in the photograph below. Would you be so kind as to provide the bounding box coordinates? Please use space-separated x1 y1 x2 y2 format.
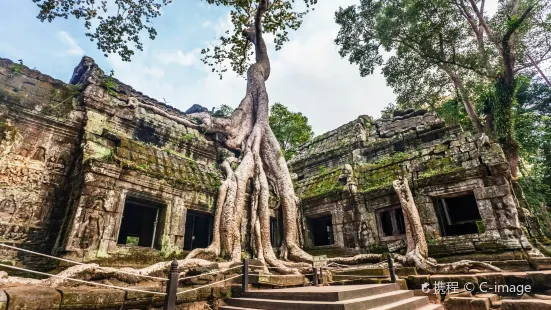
435 193 481 236
183 211 213 251
117 197 164 248
308 215 334 246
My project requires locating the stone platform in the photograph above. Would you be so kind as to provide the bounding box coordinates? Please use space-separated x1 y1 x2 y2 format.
221 284 442 310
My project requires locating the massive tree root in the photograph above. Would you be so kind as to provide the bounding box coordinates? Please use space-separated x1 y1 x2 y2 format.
391 178 501 274
0 258 235 287
182 0 311 275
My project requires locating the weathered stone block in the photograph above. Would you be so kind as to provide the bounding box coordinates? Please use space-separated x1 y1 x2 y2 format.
58 288 125 309
406 275 430 290
530 257 551 271
502 299 551 310
473 185 510 200
445 297 490 310
5 286 61 310
124 287 165 309
0 290 6 310
413 289 441 304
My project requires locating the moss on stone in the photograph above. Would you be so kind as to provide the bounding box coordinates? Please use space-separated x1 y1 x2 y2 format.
83 141 115 163
300 168 343 199
476 220 486 234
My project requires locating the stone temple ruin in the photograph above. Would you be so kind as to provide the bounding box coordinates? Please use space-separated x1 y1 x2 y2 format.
0 56 549 272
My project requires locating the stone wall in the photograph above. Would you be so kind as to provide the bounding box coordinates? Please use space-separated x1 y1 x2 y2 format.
0 56 225 268
290 109 536 258
0 58 84 268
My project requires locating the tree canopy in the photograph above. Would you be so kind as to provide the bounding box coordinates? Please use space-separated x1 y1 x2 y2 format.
335 0 551 179
32 0 317 77
269 103 313 160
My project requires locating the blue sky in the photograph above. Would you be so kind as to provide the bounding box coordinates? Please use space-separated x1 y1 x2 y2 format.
0 0 399 134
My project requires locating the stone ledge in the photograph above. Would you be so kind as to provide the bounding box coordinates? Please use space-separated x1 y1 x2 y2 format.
4 286 62 310
503 299 551 310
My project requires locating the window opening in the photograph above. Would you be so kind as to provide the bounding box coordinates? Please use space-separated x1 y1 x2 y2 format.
117 197 163 248
435 193 481 236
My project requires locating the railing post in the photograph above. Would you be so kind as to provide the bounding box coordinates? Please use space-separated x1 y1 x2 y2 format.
387 254 396 283
242 258 249 293
164 259 178 310
319 268 323 285
312 267 318 286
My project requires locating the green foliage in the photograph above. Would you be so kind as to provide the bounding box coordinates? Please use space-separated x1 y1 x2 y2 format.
33 0 172 61
436 98 472 129
102 70 117 96
269 102 313 160
380 102 396 119
10 59 24 73
200 0 318 77
33 0 318 76
213 104 234 117
476 220 486 234
515 78 551 214
180 133 197 144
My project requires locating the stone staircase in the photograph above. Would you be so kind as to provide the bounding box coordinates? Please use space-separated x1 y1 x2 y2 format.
221 283 442 310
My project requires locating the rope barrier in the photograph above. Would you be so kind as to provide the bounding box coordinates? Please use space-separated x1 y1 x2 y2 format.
248 273 314 277
176 274 242 295
332 274 389 278
178 265 242 281
248 265 300 269
0 243 167 282
326 265 387 272
0 263 166 296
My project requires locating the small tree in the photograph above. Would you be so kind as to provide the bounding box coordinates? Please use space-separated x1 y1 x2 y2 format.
269 103 313 160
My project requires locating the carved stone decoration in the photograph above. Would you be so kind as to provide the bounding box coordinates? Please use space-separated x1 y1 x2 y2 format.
0 194 16 216
359 221 371 248
338 164 357 194
73 197 106 255
353 123 367 143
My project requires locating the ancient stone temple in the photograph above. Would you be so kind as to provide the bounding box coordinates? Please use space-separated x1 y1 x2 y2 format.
290 110 542 262
0 56 545 270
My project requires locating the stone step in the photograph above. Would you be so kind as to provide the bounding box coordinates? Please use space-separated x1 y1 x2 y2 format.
374 296 431 310
228 290 414 310
242 284 400 302
415 304 444 310
219 306 260 310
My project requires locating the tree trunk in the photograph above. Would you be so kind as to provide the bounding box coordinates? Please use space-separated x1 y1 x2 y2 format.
442 66 484 133
392 178 501 274
182 0 312 274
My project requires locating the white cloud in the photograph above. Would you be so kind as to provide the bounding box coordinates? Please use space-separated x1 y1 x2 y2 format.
57 31 84 56
104 1 396 135
143 66 165 78
155 50 197 67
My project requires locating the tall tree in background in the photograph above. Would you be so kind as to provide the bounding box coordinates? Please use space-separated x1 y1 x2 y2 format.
269 103 313 160
335 0 551 180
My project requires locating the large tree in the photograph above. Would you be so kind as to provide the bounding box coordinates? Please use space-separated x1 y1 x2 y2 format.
335 0 551 180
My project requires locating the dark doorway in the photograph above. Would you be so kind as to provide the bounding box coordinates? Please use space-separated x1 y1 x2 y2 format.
117 197 163 248
309 215 334 246
183 211 213 251
380 210 394 237
435 193 481 236
270 217 282 247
